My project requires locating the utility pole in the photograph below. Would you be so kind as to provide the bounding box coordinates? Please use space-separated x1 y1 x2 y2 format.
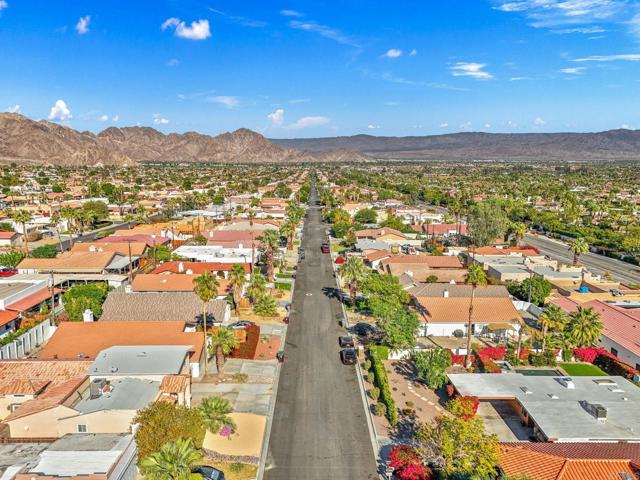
48 270 55 321
127 240 133 283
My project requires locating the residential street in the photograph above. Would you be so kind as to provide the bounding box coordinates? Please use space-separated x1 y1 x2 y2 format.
264 186 378 480
524 233 640 286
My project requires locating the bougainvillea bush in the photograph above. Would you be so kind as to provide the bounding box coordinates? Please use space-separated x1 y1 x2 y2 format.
388 445 434 480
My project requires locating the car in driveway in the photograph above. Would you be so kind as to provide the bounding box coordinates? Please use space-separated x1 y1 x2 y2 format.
321 243 330 253
352 322 377 337
340 348 358 365
339 335 355 348
227 320 256 330
192 466 225 480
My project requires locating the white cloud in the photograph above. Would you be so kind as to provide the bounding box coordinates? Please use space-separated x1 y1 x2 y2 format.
460 121 472 130
367 124 380 129
287 98 310 104
553 26 606 34
450 62 494 80
286 116 330 129
99 114 109 122
409 49 418 56
509 76 531 81
167 58 180 67
162 17 211 40
208 8 267 28
534 117 546 126
288 20 358 47
621 123 631 129
382 48 402 58
6 104 20 113
75 15 90 35
280 9 303 17
112 115 119 122
48 100 72 121
267 108 284 126
208 95 240 108
439 122 449 128
0 1 8 11
573 53 640 62
484 123 492 129
152 114 169 125
494 0 626 28
560 66 586 74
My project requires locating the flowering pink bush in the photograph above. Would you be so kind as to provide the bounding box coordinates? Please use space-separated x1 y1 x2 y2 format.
476 346 507 360
449 351 475 365
573 347 609 363
388 445 433 480
219 425 233 438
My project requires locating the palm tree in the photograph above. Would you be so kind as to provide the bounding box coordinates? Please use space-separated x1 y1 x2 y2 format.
228 263 247 315
258 229 280 281
569 237 589 266
50 211 65 253
538 305 568 353
198 396 236 434
566 306 603 347
193 272 219 374
209 326 239 374
247 271 267 304
510 222 527 246
141 438 202 480
464 263 487 368
339 256 367 307
280 220 295 251
11 209 32 255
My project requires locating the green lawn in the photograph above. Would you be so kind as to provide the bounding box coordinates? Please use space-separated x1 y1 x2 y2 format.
560 362 607 376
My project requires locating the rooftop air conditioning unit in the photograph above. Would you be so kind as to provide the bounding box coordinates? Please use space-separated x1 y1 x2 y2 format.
558 377 575 389
90 378 107 399
585 402 607 420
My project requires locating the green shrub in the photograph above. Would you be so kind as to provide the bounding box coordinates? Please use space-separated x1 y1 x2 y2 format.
363 359 372 371
369 387 380 401
369 345 390 360
230 463 245 473
369 347 398 426
373 402 387 417
232 373 249 383
275 282 292 291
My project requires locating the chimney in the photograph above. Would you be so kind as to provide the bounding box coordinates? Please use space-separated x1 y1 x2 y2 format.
89 245 96 252
83 309 94 322
186 269 193 275
178 261 184 273
124 284 132 293
443 289 449 298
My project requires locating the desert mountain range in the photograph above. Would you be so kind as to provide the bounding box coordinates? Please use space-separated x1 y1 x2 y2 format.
2 112 640 165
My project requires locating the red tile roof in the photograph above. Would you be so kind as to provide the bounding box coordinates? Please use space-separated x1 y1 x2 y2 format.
380 254 463 269
152 261 250 274
6 288 62 312
0 231 19 240
0 309 19 327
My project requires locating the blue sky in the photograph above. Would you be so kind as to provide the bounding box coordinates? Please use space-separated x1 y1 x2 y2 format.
1 0 640 137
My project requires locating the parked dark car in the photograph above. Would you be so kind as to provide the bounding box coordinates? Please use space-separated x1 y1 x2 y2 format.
192 466 225 480
321 243 330 253
340 349 358 365
352 322 377 337
298 247 305 259
339 335 355 348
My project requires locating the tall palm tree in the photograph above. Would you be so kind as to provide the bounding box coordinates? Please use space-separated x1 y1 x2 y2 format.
199 396 236 434
50 211 65 253
258 229 280 281
339 256 367 307
569 237 589 266
141 438 202 480
209 326 239 374
538 305 568 353
566 306 603 347
464 263 487 368
193 272 219 374
247 271 267 304
228 263 247 315
12 209 32 255
510 222 527 246
280 220 295 251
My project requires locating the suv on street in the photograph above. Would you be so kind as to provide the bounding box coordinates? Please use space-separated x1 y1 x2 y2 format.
339 336 355 348
321 243 330 253
340 349 357 365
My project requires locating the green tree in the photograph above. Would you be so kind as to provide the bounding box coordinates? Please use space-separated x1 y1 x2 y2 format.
253 293 279 318
141 438 203 480
354 208 377 224
209 326 239 374
273 183 292 199
465 263 488 368
467 201 508 247
30 244 59 258
258 229 280 281
339 256 368 307
279 220 295 251
81 200 109 227
417 406 500 479
193 272 219 374
565 306 603 347
0 222 14 231
509 221 528 245
507 276 552 306
192 234 207 246
326 208 351 225
11 209 32 254
61 283 110 321
413 348 451 389
569 237 589 266
198 396 236 434
228 263 247 315
247 271 267 304
0 249 26 267
378 308 420 352
380 213 406 232
538 305 568 353
362 273 410 310
134 402 205 464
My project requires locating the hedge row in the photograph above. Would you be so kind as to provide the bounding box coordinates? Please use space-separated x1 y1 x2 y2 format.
274 282 292 291
369 345 390 361
369 347 398 426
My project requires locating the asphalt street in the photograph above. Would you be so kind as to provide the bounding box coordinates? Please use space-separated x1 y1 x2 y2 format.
524 233 640 286
264 185 378 480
